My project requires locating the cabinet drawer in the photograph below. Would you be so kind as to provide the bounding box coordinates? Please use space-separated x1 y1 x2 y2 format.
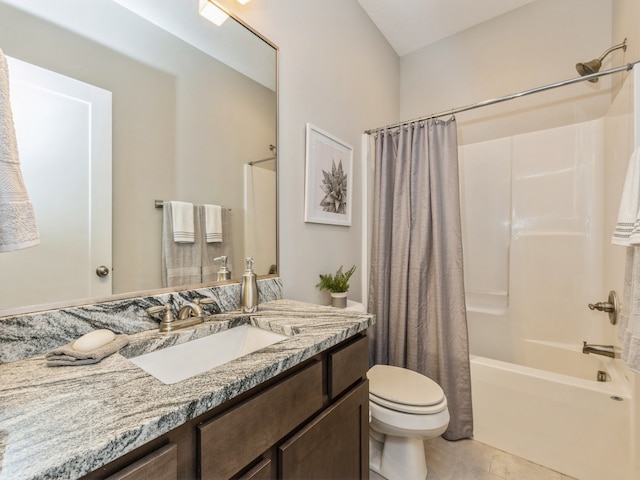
238 458 271 480
105 443 177 480
328 335 369 399
198 360 323 479
279 379 369 479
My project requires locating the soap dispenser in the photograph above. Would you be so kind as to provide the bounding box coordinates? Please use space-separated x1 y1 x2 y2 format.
241 257 258 313
214 256 231 281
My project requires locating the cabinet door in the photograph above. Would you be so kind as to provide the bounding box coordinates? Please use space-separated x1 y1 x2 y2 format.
105 443 177 480
238 458 272 480
199 361 323 479
279 380 369 480
328 335 369 399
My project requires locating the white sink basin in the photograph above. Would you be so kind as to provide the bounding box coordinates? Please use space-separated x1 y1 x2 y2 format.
129 325 288 384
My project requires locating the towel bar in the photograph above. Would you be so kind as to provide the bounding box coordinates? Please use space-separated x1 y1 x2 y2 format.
155 200 230 210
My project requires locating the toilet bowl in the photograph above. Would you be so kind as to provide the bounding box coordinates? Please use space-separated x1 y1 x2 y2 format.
368 364 450 480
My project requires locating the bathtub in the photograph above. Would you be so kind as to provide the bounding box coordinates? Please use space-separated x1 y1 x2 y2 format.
470 341 632 480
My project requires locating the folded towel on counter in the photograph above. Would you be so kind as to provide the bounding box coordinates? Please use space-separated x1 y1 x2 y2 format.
612 148 640 246
170 201 195 243
0 49 39 252
204 204 222 243
45 334 129 366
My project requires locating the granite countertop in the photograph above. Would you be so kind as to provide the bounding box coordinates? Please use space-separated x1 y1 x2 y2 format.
0 299 374 480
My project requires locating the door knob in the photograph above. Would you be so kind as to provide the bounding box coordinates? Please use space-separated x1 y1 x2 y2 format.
96 266 110 277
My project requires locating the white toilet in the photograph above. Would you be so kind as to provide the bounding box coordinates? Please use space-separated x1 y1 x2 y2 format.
368 364 450 480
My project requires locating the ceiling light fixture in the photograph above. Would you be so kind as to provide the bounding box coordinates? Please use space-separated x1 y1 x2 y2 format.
237 0 251 4
199 0 229 26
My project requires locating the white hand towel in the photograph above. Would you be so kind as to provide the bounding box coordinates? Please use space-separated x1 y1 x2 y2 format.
0 48 39 252
204 204 223 243
612 148 640 246
170 201 195 243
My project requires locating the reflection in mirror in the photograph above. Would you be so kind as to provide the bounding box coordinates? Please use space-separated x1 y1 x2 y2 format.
0 0 277 314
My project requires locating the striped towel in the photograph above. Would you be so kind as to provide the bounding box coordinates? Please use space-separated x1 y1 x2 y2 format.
204 204 222 243
612 148 640 246
170 201 195 243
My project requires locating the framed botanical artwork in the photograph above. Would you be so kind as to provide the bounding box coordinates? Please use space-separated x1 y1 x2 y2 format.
304 123 353 226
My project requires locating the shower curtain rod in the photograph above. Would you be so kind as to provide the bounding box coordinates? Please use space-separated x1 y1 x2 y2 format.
364 61 640 135
248 156 276 165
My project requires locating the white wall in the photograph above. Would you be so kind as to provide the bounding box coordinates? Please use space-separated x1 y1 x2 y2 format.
219 0 400 304
401 0 614 145
613 0 640 96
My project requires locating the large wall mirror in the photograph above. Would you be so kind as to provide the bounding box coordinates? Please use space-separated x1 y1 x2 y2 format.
0 0 277 315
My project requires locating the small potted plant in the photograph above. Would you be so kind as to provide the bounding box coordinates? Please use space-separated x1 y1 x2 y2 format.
316 265 356 308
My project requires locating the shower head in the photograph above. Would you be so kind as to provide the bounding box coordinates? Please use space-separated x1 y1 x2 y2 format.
576 38 627 83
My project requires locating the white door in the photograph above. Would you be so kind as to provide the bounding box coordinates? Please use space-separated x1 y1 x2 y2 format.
0 57 112 311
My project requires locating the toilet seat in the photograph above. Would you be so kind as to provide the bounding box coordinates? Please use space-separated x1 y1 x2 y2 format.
370 392 447 415
368 364 447 414
368 365 450 480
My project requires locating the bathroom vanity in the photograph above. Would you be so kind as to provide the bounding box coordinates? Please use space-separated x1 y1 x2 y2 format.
0 299 374 480
84 334 368 479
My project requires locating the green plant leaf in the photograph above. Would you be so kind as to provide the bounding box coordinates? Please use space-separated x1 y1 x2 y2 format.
315 264 356 293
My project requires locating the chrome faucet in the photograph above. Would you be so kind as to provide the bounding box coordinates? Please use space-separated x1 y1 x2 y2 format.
146 297 215 332
582 341 619 358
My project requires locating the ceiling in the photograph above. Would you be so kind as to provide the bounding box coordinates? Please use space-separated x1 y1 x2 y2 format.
357 0 537 56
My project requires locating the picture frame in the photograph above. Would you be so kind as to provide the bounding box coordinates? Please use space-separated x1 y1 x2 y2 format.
304 123 353 226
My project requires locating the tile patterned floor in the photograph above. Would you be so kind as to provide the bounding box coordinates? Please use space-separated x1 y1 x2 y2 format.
370 437 576 480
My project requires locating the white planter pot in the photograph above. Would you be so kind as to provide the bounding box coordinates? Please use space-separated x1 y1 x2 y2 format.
331 292 348 308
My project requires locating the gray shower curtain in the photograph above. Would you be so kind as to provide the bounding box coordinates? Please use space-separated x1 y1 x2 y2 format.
368 118 473 440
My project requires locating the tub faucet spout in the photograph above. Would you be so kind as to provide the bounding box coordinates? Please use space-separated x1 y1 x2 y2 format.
582 341 618 358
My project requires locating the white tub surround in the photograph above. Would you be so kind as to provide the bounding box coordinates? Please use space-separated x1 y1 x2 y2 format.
471 349 632 480
463 72 639 479
0 299 375 480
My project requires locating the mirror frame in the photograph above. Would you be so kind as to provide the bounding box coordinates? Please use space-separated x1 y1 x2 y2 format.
0 1 279 319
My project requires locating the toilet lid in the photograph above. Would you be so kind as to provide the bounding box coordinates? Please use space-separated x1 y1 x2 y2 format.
367 364 445 407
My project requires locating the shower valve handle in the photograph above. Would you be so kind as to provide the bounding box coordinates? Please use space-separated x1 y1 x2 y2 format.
587 290 619 325
588 302 614 312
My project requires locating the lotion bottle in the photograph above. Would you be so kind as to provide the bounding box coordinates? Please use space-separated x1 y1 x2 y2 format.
241 257 258 313
214 256 231 281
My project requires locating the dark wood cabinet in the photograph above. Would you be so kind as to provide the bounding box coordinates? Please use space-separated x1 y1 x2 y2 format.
104 443 178 480
237 459 272 480
328 334 369 400
82 333 369 480
198 361 323 479
279 380 369 480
